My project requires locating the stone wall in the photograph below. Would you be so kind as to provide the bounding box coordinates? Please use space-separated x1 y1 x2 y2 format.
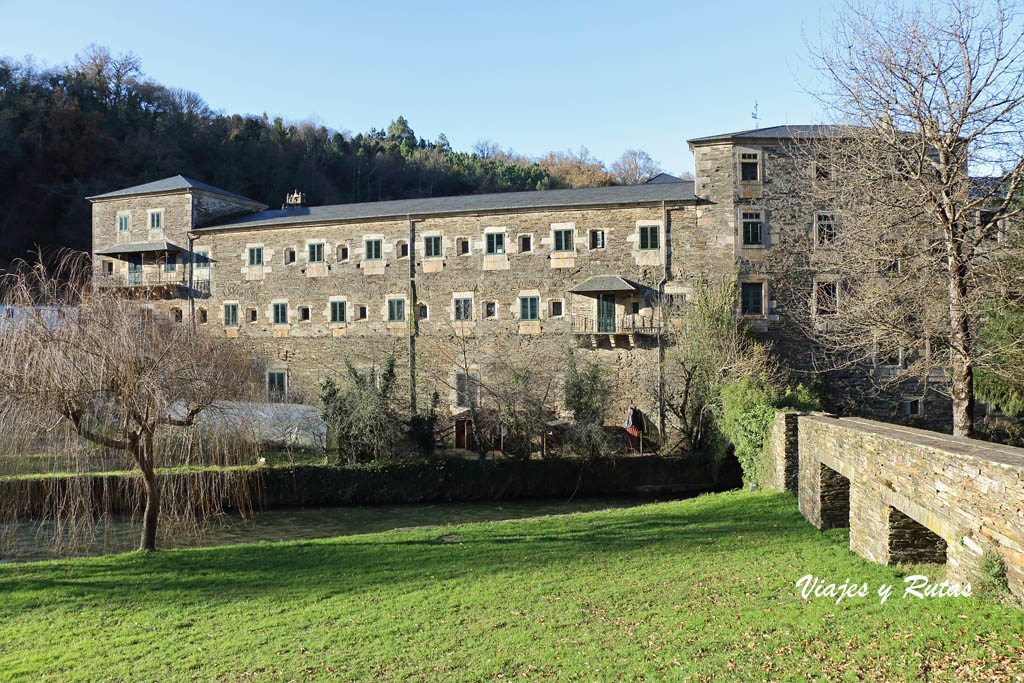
786 415 1024 600
187 202 715 427
766 411 800 492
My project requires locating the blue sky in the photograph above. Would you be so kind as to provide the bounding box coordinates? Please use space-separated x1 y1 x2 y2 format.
0 0 839 176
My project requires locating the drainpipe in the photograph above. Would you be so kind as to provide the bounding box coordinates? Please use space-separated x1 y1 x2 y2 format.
407 215 418 415
656 200 670 441
187 232 196 329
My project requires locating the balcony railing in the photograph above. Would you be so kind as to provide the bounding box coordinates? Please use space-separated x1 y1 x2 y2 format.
571 313 661 335
96 270 188 288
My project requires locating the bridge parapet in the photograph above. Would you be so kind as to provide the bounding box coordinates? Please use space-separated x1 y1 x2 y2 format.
768 412 1024 601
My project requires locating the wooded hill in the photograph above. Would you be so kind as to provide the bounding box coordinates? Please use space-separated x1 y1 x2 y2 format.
0 47 650 270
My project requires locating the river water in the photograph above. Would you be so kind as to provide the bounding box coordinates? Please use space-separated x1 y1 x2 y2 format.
2 497 651 563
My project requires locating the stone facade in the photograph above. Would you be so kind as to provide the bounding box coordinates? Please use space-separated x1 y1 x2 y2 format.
767 412 1024 600
87 125 952 432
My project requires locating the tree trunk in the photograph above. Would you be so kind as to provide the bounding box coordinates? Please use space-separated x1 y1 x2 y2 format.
948 253 975 438
137 437 160 552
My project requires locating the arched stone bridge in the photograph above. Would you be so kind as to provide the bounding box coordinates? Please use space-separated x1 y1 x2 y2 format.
767 414 1024 600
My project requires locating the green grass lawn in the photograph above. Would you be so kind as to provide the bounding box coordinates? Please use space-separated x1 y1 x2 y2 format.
1 491 1021 681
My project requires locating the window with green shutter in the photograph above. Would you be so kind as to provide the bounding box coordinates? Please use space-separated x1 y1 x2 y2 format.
553 229 574 252
248 247 263 266
639 225 660 250
365 239 382 260
273 302 288 325
223 303 238 327
388 298 405 322
519 296 539 321
740 283 763 316
330 301 346 323
485 233 505 255
742 212 763 245
267 371 287 401
454 298 472 321
308 243 324 263
424 236 442 258
117 214 130 232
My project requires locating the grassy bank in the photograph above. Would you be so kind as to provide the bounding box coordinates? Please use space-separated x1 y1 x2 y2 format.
1 491 1021 681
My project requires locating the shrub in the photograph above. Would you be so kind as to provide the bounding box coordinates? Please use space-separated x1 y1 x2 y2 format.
718 377 819 486
564 352 614 459
320 356 403 464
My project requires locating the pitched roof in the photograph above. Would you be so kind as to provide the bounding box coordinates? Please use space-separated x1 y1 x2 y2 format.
86 175 263 204
569 275 646 294
197 181 696 232
687 125 840 145
643 173 684 184
94 240 187 256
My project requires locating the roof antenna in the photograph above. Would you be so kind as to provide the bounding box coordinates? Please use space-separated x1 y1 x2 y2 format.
751 101 760 130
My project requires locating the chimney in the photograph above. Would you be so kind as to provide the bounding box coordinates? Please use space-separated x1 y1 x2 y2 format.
282 190 306 209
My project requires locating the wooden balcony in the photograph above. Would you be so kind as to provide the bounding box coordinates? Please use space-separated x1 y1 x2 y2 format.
571 313 660 349
96 270 187 289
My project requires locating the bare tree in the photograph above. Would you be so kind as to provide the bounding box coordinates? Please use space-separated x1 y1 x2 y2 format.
662 278 778 453
611 149 662 185
0 254 264 551
796 0 1024 436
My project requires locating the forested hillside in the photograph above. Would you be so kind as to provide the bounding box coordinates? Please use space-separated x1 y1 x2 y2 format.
0 47 662 270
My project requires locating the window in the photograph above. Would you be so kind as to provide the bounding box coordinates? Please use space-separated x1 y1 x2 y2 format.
454 298 473 321
455 372 477 409
308 243 324 263
816 213 836 245
589 230 605 249
273 302 288 325
639 225 659 250
102 260 113 274
248 308 258 322
424 236 442 258
164 254 177 272
388 298 405 322
815 281 838 315
740 152 759 181
285 248 296 264
741 212 763 246
171 308 182 323
117 214 130 232
194 249 210 270
267 371 287 401
631 301 640 315
337 245 349 261
458 238 470 255
248 247 263 266
148 210 162 230
906 399 921 416
486 233 505 255
741 282 763 316
224 303 238 327
365 239 382 260
397 240 409 258
553 229 574 252
198 308 207 324
299 306 310 321
417 303 428 320
330 301 346 323
519 235 532 253
485 302 496 318
550 300 563 317
357 305 367 320
520 296 539 321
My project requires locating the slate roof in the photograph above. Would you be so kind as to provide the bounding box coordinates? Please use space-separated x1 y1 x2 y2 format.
86 175 263 204
643 173 684 184
569 275 645 294
197 182 696 232
687 125 841 145
94 240 187 255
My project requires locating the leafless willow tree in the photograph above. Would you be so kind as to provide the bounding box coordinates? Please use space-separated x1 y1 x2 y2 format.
794 0 1024 436
0 254 265 552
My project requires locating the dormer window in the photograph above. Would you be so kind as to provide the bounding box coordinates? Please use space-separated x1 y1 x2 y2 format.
740 152 760 182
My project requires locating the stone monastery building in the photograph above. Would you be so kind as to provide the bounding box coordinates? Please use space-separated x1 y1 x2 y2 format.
88 125 936 434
